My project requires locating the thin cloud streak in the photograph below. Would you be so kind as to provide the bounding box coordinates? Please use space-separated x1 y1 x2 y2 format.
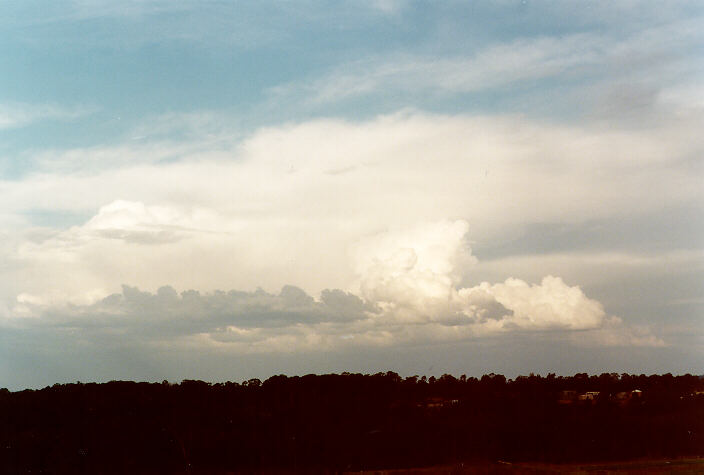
269 16 703 108
0 102 93 130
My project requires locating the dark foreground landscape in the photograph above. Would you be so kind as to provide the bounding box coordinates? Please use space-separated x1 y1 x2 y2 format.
2 372 703 473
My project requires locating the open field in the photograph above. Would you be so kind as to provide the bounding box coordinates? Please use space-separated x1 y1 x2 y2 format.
352 457 704 474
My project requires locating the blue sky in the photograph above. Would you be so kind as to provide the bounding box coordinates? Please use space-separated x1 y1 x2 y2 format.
1 1 703 389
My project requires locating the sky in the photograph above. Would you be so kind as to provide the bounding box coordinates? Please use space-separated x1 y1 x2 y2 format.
1 0 702 390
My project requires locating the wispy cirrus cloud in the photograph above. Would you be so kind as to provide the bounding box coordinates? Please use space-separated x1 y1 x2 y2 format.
0 102 93 130
269 16 703 110
272 34 604 104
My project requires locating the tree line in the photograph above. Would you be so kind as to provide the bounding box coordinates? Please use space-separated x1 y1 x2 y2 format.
1 372 703 472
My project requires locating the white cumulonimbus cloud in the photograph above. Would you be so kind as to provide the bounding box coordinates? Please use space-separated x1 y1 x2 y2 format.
1 109 691 353
2 111 700 309
350 220 611 334
7 219 663 352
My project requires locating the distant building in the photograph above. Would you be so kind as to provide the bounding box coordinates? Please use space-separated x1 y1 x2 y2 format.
558 390 577 404
578 391 600 404
422 397 459 409
613 389 643 406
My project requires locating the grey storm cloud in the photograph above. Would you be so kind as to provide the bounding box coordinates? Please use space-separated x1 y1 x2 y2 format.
37 284 374 337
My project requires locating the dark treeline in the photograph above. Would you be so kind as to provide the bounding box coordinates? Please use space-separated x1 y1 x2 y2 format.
1 372 703 473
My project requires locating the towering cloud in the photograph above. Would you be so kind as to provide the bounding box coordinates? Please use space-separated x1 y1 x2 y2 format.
353 220 607 332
